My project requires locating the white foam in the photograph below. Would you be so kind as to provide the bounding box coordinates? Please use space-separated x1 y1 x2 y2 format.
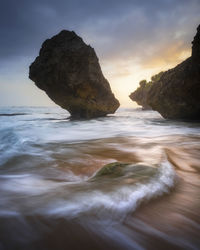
45 160 177 220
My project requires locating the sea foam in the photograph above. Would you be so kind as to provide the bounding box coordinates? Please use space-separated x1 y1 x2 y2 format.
44 160 177 220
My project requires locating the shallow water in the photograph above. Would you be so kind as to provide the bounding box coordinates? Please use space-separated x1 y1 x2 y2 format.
0 107 200 249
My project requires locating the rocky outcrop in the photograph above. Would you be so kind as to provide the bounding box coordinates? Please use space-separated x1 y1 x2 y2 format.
129 72 164 110
129 24 200 120
29 30 119 118
129 80 151 110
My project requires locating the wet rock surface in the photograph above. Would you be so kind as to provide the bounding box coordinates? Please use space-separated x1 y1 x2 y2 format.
92 162 157 182
29 30 119 118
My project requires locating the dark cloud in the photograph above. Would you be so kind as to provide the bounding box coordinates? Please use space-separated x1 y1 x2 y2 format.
0 0 200 106
0 0 132 58
0 0 200 66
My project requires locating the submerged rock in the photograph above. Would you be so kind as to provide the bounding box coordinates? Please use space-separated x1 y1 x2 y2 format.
29 30 119 118
129 24 200 120
92 162 157 184
94 162 131 178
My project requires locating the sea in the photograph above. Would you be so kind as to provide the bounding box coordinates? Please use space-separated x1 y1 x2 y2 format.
0 106 200 250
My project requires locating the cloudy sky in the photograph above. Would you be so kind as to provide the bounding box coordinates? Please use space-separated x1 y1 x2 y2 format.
0 0 200 107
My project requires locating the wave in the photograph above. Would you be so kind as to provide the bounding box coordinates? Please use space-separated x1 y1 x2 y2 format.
44 160 177 220
0 113 28 116
0 159 177 221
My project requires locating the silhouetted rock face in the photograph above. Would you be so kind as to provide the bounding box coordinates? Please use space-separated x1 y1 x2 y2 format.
148 25 200 120
130 24 200 120
192 25 200 62
129 80 153 110
29 30 119 118
129 92 151 110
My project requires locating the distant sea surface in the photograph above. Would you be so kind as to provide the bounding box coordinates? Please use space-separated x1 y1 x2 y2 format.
0 106 200 250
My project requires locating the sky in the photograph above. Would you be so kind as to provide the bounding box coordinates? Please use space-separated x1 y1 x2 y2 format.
0 0 200 107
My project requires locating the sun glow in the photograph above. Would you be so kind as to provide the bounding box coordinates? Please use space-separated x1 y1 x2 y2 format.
101 45 191 107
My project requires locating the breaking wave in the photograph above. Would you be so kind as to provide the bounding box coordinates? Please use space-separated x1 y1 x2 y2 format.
44 160 177 220
0 159 176 222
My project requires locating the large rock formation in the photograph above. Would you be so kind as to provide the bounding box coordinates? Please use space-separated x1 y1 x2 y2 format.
129 72 164 110
129 24 200 120
129 80 151 110
29 30 119 118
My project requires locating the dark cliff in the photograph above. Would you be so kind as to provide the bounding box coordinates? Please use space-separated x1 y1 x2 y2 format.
29 30 120 118
129 72 164 110
129 24 200 120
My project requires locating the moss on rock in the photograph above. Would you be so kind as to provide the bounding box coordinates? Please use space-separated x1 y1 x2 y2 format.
92 162 157 184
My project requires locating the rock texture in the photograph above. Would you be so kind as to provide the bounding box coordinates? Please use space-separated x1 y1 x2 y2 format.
129 72 164 110
129 24 200 120
129 74 163 110
129 80 151 110
93 162 157 180
29 30 119 118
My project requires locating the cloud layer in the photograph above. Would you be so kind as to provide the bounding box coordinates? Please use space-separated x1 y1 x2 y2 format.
0 0 200 106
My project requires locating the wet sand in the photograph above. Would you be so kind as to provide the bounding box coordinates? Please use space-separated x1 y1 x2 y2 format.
1 107 200 250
